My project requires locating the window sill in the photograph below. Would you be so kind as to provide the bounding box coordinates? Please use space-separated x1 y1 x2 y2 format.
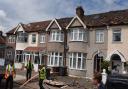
95 42 104 44
69 40 87 43
47 65 62 67
40 42 46 43
49 41 63 43
16 42 28 43
112 41 123 44
31 42 36 44
69 68 86 71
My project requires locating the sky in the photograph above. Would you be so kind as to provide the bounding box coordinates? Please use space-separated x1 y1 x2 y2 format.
0 0 128 32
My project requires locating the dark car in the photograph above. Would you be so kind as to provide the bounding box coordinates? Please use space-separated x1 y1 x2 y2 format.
106 74 128 89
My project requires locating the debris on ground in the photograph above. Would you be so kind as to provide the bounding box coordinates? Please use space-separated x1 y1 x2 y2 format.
44 79 66 87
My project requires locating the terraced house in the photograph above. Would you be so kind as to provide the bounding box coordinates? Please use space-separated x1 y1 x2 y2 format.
6 6 128 78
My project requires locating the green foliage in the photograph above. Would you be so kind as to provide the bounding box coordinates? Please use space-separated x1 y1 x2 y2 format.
101 60 109 70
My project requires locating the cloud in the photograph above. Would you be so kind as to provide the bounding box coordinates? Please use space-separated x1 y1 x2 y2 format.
0 0 128 32
0 10 6 18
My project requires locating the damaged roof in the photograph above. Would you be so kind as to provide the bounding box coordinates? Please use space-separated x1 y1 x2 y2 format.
7 9 128 34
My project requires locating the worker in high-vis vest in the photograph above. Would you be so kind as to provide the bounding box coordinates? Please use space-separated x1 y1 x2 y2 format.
26 60 33 81
5 61 16 89
39 65 46 89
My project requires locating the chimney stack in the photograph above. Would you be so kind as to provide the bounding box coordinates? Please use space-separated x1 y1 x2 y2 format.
76 6 84 19
0 26 3 36
0 31 3 36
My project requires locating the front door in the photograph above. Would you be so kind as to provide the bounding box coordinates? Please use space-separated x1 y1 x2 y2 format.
111 54 122 73
94 54 103 73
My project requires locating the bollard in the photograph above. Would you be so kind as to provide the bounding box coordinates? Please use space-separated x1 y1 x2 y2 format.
102 69 107 85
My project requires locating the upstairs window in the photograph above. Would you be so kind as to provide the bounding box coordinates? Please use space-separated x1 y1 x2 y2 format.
96 30 104 43
50 30 64 42
70 28 87 41
8 35 15 43
40 34 45 43
32 34 36 43
17 32 28 43
113 29 121 42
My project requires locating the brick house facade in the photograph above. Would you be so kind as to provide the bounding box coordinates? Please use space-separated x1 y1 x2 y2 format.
6 6 128 78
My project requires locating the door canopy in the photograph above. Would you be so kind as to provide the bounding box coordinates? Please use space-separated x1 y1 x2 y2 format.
105 50 126 62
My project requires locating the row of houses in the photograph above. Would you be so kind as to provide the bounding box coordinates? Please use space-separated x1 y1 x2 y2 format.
5 6 128 78
0 30 6 60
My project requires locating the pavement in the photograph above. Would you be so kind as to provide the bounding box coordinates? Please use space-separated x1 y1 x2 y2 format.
1 69 94 89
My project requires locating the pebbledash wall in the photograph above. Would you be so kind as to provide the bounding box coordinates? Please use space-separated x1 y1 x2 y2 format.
6 7 128 78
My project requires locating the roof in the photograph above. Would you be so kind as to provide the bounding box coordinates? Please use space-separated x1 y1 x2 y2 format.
7 9 128 34
6 20 51 34
84 9 128 27
24 47 45 52
0 36 6 44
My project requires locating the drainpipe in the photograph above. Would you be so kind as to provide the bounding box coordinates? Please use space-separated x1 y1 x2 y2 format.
63 29 69 66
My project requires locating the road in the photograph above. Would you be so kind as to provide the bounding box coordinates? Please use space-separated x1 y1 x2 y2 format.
0 79 31 89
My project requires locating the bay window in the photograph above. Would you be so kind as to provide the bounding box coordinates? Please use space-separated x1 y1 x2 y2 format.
96 30 104 43
69 52 86 70
48 52 63 66
50 30 64 42
70 28 87 41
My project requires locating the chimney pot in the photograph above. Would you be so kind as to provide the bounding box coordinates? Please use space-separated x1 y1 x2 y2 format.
76 6 84 18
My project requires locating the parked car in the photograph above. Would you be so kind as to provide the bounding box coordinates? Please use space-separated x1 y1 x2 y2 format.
107 74 128 89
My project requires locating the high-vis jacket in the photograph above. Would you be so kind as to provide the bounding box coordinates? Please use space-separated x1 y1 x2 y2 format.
5 64 15 79
26 62 33 70
39 67 46 80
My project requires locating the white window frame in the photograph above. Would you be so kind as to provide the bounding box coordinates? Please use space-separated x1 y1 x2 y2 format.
17 32 28 43
34 53 40 64
69 52 86 70
16 53 23 63
48 52 63 66
96 30 104 43
50 30 64 42
7 51 12 59
32 34 36 43
112 29 121 42
70 28 87 42
40 34 45 43
8 35 15 43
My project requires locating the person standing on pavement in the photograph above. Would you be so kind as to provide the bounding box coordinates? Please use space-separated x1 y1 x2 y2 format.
5 61 16 89
39 65 46 89
26 59 34 81
92 73 106 89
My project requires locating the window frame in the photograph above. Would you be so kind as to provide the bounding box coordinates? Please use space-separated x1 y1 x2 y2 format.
17 32 28 43
48 52 63 66
95 30 104 43
8 35 15 43
40 34 46 43
112 28 122 42
70 28 87 42
31 34 36 43
6 51 12 59
69 52 86 70
50 30 64 42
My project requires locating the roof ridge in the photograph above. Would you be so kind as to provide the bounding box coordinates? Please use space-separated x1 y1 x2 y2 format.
86 9 128 17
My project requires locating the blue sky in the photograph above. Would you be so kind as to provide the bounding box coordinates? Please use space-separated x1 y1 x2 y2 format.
0 0 128 32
